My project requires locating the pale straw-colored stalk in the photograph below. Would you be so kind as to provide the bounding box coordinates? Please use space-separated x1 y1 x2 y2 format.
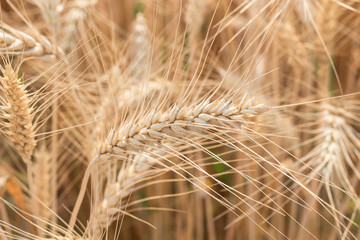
32 147 52 234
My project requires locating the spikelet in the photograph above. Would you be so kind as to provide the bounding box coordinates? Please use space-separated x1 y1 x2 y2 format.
0 64 36 164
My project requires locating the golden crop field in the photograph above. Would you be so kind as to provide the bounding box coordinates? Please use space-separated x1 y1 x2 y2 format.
0 0 359 239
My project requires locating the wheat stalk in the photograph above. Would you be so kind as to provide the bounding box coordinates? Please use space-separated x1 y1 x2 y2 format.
32 146 52 233
90 94 268 236
0 64 36 164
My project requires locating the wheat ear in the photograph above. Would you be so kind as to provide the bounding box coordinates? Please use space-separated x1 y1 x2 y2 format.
90 153 163 237
0 24 62 58
0 64 36 164
303 103 360 183
295 102 360 236
90 95 268 236
97 95 268 160
128 13 151 78
317 106 345 179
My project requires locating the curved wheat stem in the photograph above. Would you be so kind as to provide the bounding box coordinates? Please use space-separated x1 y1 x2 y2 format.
0 64 36 164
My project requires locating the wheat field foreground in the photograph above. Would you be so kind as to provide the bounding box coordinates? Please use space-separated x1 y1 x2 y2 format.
0 0 359 239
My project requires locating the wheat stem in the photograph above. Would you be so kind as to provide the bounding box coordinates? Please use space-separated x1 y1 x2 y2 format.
32 147 52 235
